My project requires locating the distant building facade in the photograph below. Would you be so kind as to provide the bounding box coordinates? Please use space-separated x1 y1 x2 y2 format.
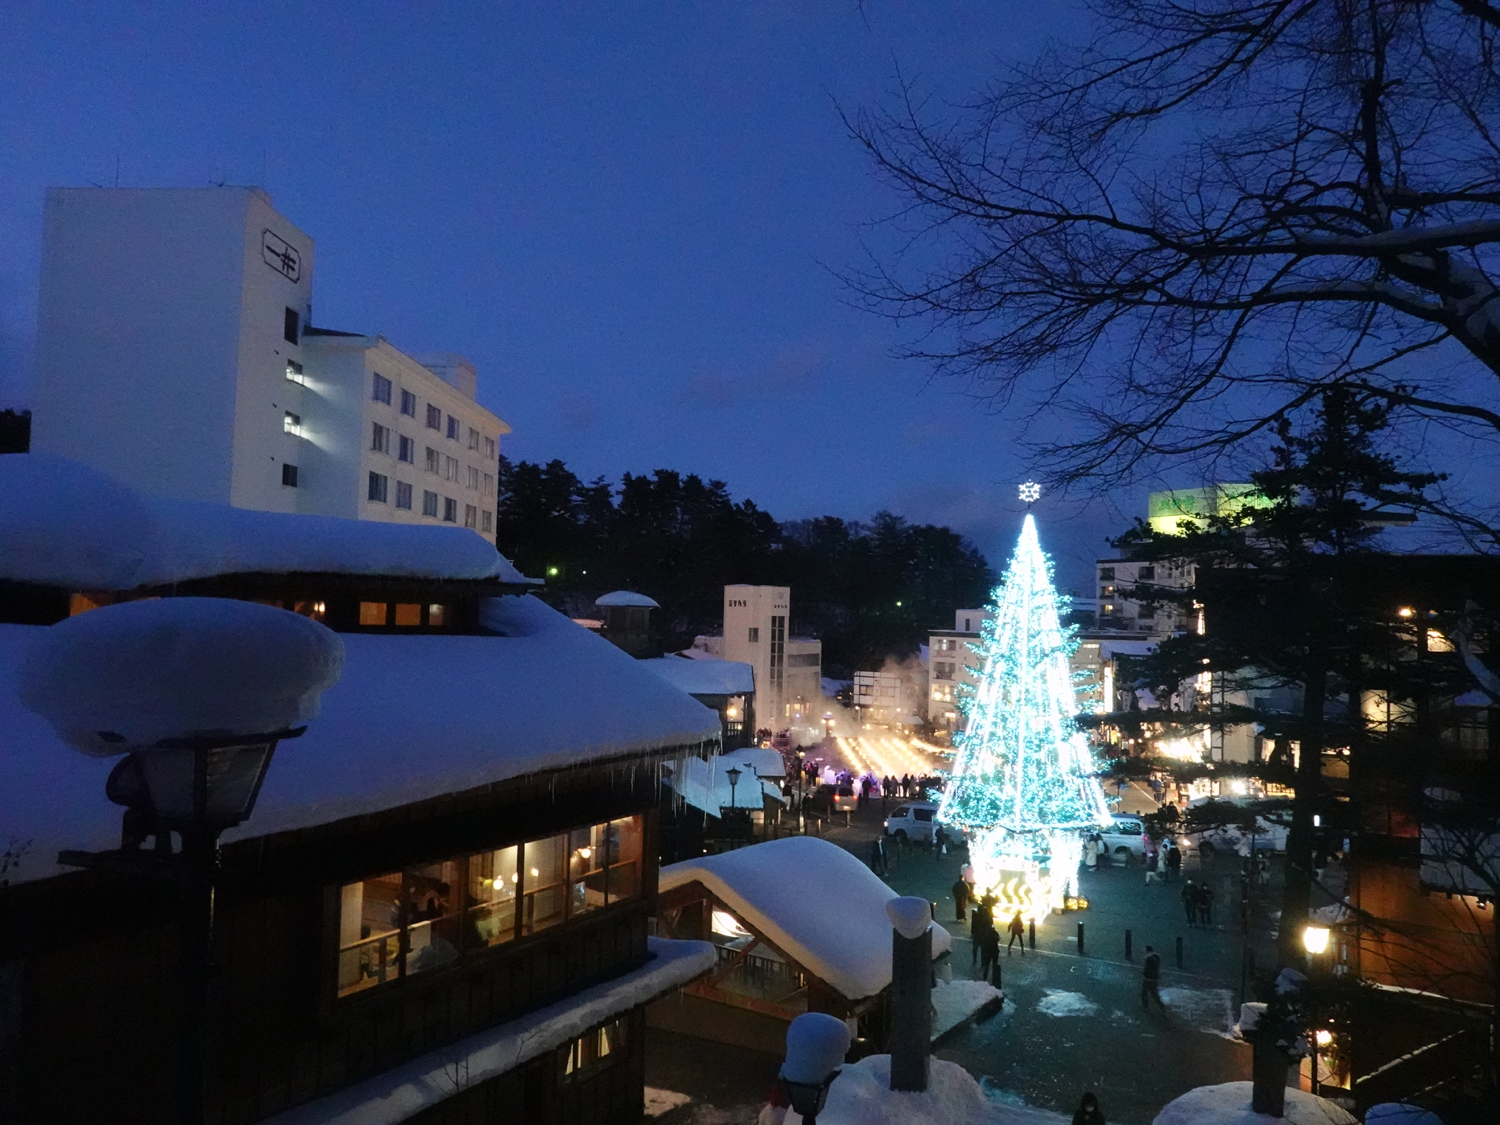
718 585 821 735
30 186 508 539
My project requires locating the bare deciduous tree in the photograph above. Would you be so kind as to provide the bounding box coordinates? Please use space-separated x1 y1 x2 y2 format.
850 0 1500 489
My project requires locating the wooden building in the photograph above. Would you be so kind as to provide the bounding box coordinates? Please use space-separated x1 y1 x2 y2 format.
0 455 719 1124
650 836 952 1056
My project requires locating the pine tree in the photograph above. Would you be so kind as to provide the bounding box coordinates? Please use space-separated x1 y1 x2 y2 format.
938 513 1110 911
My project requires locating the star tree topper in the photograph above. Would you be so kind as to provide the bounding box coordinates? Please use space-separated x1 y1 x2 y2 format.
1018 480 1042 505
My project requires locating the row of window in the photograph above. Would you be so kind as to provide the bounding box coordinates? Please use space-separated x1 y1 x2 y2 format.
371 424 495 495
371 374 497 458
336 816 644 998
366 473 494 532
358 601 446 628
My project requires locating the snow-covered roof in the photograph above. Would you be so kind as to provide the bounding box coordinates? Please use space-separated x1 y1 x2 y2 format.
640 654 754 697
264 936 714 1125
659 836 952 999
0 595 721 885
723 746 786 778
663 754 783 814
0 454 529 588
594 590 659 608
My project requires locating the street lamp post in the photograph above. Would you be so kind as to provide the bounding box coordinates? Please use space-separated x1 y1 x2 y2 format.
726 766 742 811
19 598 344 1125
777 1012 850 1125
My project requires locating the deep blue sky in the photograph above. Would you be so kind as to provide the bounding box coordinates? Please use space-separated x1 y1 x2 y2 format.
0 1 1167 588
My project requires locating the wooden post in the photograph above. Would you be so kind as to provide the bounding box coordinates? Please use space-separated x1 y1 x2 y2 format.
887 898 932 1093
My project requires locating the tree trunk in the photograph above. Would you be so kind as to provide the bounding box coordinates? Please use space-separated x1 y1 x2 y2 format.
1279 655 1327 968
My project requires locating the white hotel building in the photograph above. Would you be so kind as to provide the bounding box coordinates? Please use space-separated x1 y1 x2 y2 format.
30 186 509 539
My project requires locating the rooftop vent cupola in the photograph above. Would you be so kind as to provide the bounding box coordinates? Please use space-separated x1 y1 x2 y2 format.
594 591 662 658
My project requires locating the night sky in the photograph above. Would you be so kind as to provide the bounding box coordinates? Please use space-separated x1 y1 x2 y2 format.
1 3 1211 588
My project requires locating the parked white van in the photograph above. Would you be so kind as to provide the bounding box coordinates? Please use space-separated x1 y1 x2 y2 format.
884 802 942 843
1098 813 1148 861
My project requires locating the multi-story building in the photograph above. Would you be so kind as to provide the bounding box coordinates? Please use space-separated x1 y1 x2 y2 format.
854 667 925 729
29 186 508 539
718 585 821 737
927 610 992 729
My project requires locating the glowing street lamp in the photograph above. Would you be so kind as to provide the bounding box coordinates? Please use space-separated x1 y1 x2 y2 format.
1302 924 1331 956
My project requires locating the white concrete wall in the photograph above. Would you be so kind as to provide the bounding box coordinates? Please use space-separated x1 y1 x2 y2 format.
229 190 315 512
723 585 790 724
33 187 314 503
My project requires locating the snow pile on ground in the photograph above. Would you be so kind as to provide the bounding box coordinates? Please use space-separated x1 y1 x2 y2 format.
784 1056 1067 1125
0 453 525 587
1035 989 1099 1018
659 836 952 999
1160 987 1238 1039
264 937 715 1125
932 978 1003 1041
19 598 343 755
1152 1082 1357 1125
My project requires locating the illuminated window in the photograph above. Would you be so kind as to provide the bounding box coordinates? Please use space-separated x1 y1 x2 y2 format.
285 359 305 384
559 1019 627 1084
428 604 446 626
359 602 388 626
394 603 421 627
284 411 301 436
372 373 392 404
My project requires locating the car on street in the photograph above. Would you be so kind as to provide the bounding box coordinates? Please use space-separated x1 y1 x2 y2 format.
1098 813 1148 861
809 783 857 814
884 801 941 843
1180 796 1291 857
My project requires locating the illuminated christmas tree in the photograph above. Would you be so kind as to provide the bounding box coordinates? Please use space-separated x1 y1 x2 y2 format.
938 503 1110 918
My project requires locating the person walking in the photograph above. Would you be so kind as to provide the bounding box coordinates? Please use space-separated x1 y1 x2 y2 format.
1199 882 1216 927
1083 834 1099 872
970 903 993 967
869 836 888 877
1071 1091 1106 1125
978 921 1001 984
952 877 971 923
1006 910 1026 955
1140 945 1166 1012
1144 847 1161 886
1180 879 1198 926
1164 842 1182 882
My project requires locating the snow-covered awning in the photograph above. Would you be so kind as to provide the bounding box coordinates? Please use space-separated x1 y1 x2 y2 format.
0 596 722 884
0 454 530 588
639 654 754 697
261 937 715 1125
663 754 783 814
659 836 952 1000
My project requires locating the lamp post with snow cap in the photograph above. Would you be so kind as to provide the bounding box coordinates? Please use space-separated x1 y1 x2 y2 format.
777 1012 850 1125
18 598 344 1125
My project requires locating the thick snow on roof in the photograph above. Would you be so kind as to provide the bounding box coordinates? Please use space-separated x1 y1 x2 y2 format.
640 654 754 697
724 746 785 778
663 754 783 815
265 937 714 1125
595 590 659 608
788 1055 1067 1125
1151 1082 1355 1125
0 454 528 588
0 596 720 884
659 836 951 999
19 598 344 756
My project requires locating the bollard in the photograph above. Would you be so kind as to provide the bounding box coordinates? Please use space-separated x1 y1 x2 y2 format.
1176 935 1184 968
1077 921 1085 956
1125 928 1133 961
1028 919 1036 950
